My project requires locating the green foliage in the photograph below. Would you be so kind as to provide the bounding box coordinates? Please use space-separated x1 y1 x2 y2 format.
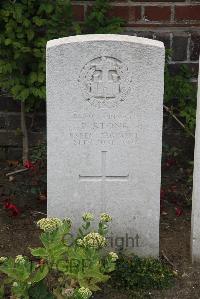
30 143 46 164
0 0 74 110
111 254 174 291
0 213 118 299
0 0 124 111
0 256 48 298
164 50 197 133
82 0 124 34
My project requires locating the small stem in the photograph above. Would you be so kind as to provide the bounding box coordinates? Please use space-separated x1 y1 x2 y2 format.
161 250 175 268
6 168 28 177
163 104 195 139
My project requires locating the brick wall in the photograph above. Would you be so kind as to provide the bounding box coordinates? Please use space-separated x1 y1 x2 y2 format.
72 0 200 78
0 0 199 160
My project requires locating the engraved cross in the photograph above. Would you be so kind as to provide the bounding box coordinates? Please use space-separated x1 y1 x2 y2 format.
79 151 129 182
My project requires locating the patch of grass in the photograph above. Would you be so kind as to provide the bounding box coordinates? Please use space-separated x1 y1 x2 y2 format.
111 254 174 291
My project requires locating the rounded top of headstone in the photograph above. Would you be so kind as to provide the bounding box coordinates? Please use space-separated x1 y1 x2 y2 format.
47 34 164 49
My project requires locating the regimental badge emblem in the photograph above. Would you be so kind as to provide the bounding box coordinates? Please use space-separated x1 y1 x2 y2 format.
78 56 132 108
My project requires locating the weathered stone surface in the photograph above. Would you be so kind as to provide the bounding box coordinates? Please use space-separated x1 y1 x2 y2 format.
47 34 165 256
191 56 200 262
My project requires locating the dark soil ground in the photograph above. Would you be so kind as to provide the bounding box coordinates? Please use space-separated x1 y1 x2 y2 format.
0 124 200 298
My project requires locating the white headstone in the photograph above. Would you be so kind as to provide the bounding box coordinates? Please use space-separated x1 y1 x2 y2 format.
47 34 165 257
191 56 200 262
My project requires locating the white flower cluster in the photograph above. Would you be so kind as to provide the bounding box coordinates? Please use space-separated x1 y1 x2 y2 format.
100 213 112 223
13 282 18 287
15 255 25 264
0 256 7 263
109 252 119 262
37 217 63 232
82 212 94 222
77 287 92 299
78 232 106 249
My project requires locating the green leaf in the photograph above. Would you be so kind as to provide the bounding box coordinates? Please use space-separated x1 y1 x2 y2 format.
4 38 11 45
39 3 54 14
24 19 31 28
19 89 30 101
27 30 35 41
33 17 46 27
31 264 49 284
13 4 23 21
40 232 52 248
30 247 48 258
29 72 38 84
38 72 45 83
56 260 68 273
51 244 66 258
21 46 31 53
0 258 16 278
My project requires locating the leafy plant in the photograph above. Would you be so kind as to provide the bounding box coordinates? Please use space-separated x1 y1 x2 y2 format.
0 255 48 299
164 50 197 134
0 213 118 299
82 0 124 34
0 0 74 108
30 143 47 164
0 0 74 162
111 254 174 291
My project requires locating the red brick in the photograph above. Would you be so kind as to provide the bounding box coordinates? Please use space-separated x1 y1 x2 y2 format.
108 6 141 22
145 6 171 21
72 5 84 22
129 7 141 22
108 6 129 19
175 5 200 21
